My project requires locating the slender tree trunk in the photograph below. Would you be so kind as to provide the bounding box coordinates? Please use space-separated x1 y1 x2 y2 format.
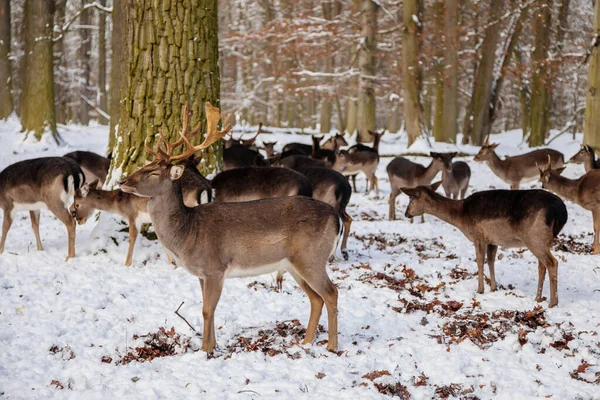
529 1 552 147
109 0 126 152
54 0 67 124
345 95 358 135
78 0 91 125
97 0 108 125
20 0 58 141
402 0 423 146
515 49 530 138
584 0 600 149
463 0 504 145
441 0 458 142
0 0 12 119
108 0 222 184
357 0 377 142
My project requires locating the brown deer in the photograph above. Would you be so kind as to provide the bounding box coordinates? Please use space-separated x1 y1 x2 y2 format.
403 182 567 307
568 145 600 172
119 102 341 353
70 180 174 266
442 158 471 199
321 133 348 150
224 123 262 150
279 154 331 169
347 130 384 154
0 157 84 260
539 157 600 253
262 141 277 158
333 150 379 195
387 152 454 221
474 137 564 189
64 151 110 187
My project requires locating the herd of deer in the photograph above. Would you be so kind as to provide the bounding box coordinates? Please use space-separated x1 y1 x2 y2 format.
1 101 599 353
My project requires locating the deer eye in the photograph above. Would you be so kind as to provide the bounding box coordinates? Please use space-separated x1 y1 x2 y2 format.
75 204 80 209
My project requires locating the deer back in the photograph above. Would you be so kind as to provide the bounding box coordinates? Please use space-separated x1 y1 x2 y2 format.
64 151 110 186
295 167 351 213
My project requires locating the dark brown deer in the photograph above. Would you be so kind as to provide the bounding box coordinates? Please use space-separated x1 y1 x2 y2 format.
223 146 270 170
70 180 174 266
119 102 341 353
262 141 277 158
64 151 110 188
312 136 337 164
568 145 600 172
348 130 384 154
0 157 84 260
403 182 567 307
474 137 564 189
282 140 313 156
224 123 262 150
442 158 471 199
279 154 331 169
539 157 600 253
387 152 454 221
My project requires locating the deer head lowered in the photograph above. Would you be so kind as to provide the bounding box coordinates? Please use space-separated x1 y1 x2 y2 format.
119 102 341 353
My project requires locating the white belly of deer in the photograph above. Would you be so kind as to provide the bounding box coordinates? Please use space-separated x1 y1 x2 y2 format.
11 202 47 218
225 259 292 279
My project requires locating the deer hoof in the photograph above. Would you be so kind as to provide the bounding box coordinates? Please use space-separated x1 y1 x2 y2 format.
548 299 558 308
477 288 484 294
342 250 348 260
592 246 600 255
535 295 546 303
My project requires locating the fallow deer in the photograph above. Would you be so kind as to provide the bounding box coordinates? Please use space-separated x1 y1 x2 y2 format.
333 150 379 195
282 140 313 156
224 123 262 150
568 145 600 172
64 151 110 187
70 180 174 266
321 133 348 151
387 152 454 221
539 157 600 253
442 158 471 199
312 136 337 164
119 102 341 353
347 130 384 154
262 141 277 158
474 137 564 189
403 182 567 307
0 157 84 259
223 146 270 170
279 154 331 169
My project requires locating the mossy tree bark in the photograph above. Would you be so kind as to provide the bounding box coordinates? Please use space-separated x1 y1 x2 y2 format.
402 0 424 146
584 0 600 149
108 0 222 185
528 1 552 147
432 0 444 142
78 0 91 125
357 0 377 142
441 0 458 143
97 0 108 125
0 0 12 119
20 0 58 142
462 0 504 145
109 0 127 153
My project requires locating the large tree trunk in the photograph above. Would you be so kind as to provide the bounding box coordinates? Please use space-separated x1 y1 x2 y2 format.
402 0 423 146
0 0 12 119
78 0 91 125
441 0 458 142
529 1 552 147
108 0 222 185
109 0 126 153
357 0 377 142
584 0 600 149
20 0 58 142
463 0 504 145
97 0 108 125
54 0 67 124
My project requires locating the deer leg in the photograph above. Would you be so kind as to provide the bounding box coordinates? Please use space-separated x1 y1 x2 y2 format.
510 183 519 190
351 175 357 193
546 255 559 308
420 215 425 224
535 261 546 302
487 244 498 291
389 189 399 221
29 210 43 251
460 187 468 199
0 211 13 254
288 269 324 345
475 242 486 294
125 221 138 267
530 247 559 307
164 248 175 265
51 207 76 261
200 275 224 353
370 173 379 196
592 210 600 254
341 211 352 260
276 271 284 292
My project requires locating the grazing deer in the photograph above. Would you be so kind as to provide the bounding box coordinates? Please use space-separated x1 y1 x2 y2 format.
119 102 341 353
539 157 600 253
387 152 454 221
321 133 348 150
0 157 84 260
70 180 174 266
211 167 312 202
333 150 379 195
403 182 567 307
64 151 110 188
474 137 564 189
568 145 600 172
442 158 471 199
348 130 384 154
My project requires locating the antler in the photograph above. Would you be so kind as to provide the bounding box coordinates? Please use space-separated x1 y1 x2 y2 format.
546 154 552 170
242 123 262 145
483 135 489 145
168 102 232 162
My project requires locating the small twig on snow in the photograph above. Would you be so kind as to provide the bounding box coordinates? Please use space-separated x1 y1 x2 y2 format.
175 301 197 332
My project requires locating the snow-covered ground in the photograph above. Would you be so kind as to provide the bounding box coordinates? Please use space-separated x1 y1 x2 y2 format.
1 117 599 399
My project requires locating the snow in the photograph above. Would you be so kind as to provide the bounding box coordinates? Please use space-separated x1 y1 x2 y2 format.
1 119 599 399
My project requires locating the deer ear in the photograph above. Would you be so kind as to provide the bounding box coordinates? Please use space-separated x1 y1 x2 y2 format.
80 183 91 197
555 166 567 174
402 187 419 198
490 143 500 149
89 179 100 189
169 165 185 181
449 152 457 158
430 180 443 191
430 152 439 158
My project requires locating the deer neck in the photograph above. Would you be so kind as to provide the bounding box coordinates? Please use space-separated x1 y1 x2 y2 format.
485 151 508 178
87 190 121 213
545 175 581 203
422 192 467 231
373 135 381 151
423 161 443 183
584 154 596 172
